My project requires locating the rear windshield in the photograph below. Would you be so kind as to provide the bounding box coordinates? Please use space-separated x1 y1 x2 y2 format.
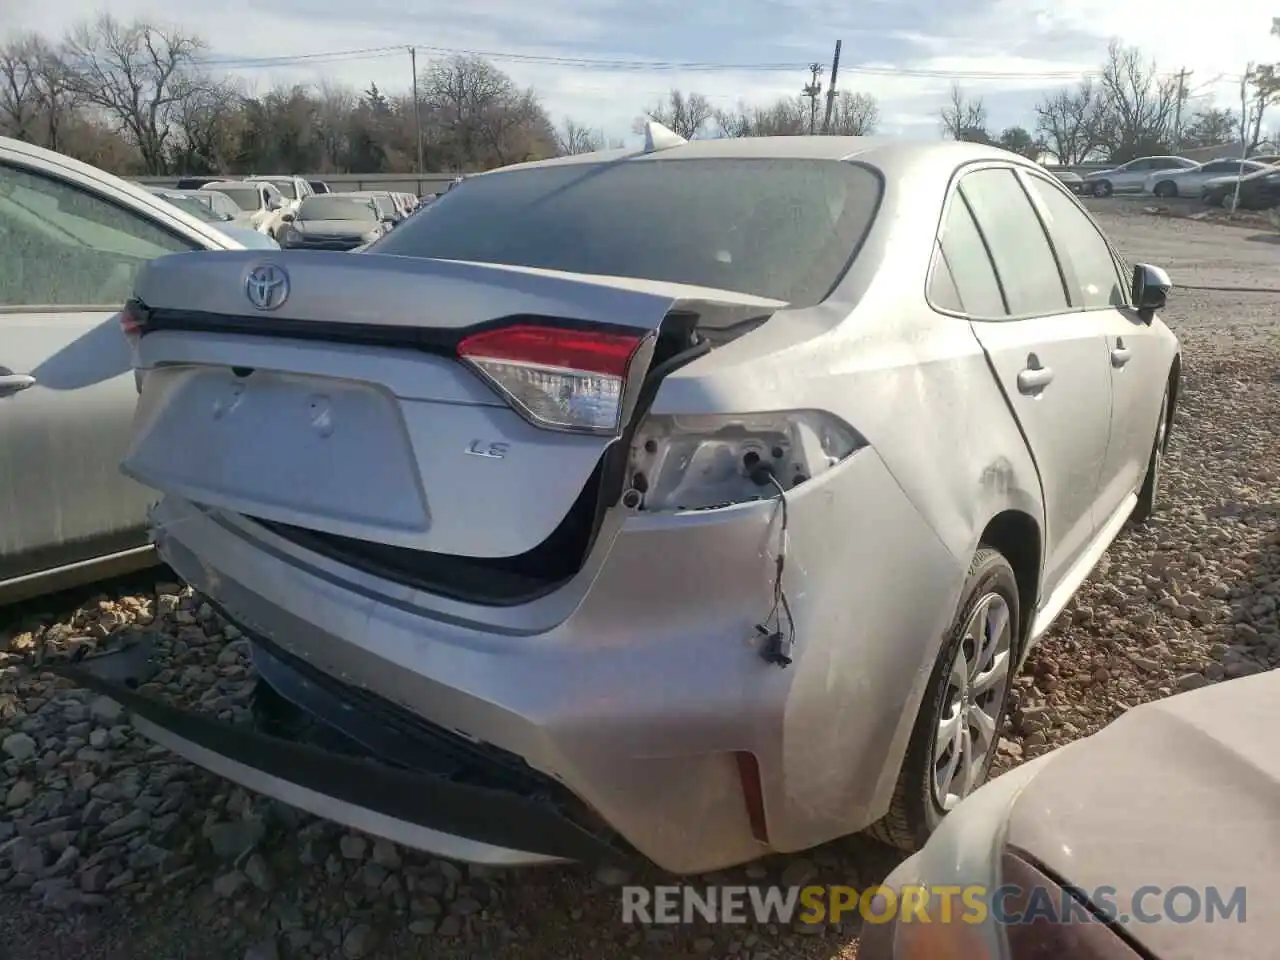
367 158 881 306
261 179 297 199
298 197 377 221
207 186 261 211
161 194 217 222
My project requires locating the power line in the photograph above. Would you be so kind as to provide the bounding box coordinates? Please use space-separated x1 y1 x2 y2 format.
197 42 1166 82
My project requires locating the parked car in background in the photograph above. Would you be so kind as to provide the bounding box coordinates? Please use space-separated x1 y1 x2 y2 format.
201 180 290 240
1050 169 1084 194
278 195 392 250
1245 153 1280 165
865 670 1275 960
0 136 247 604
73 132 1180 874
145 188 280 249
1083 156 1198 196
1144 158 1271 197
308 180 331 195
335 190 402 224
1200 165 1280 209
174 175 223 190
244 175 313 213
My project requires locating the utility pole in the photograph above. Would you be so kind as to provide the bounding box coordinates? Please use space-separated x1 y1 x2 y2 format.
1172 67 1190 151
821 40 842 134
410 46 423 175
802 62 824 135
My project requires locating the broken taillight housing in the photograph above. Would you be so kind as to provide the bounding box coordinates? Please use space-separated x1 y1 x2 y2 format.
456 324 648 435
625 411 866 512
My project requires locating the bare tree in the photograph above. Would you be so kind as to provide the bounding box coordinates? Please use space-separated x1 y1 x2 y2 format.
169 75 242 173
1095 41 1178 161
0 35 79 150
0 39 40 140
314 82 357 171
557 118 604 155
1033 80 1106 163
715 97 803 137
62 15 206 173
634 89 713 139
939 83 989 142
421 55 555 169
827 90 879 135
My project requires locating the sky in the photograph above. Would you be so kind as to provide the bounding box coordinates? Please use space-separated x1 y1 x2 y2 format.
4 0 1280 145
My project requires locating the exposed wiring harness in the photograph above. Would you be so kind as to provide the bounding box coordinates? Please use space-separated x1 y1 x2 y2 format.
750 466 795 668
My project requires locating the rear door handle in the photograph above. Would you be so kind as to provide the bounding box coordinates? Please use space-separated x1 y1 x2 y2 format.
0 374 36 396
1111 346 1132 367
1016 366 1054 394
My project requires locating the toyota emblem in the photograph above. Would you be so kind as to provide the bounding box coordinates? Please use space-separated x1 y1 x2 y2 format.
244 263 290 311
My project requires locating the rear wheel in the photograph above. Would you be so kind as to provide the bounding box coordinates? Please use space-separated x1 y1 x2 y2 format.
1093 180 1113 197
868 547 1019 851
1154 181 1177 198
1130 386 1169 526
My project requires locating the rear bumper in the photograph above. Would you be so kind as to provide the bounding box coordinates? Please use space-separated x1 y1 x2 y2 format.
47 640 624 866
134 448 961 873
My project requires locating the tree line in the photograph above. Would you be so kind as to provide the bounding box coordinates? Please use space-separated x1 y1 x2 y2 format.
0 15 883 176
941 38 1280 163
4 17 1274 176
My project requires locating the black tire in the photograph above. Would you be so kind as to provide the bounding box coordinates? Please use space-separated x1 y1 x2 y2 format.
868 547 1020 851
1154 181 1177 198
1093 180 1113 198
1130 385 1170 526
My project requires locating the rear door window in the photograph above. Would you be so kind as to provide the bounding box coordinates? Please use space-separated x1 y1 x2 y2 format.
932 195 1005 317
367 158 884 307
958 167 1069 317
0 161 196 307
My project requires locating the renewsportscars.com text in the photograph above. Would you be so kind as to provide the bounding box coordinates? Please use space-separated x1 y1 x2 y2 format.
621 884 1248 927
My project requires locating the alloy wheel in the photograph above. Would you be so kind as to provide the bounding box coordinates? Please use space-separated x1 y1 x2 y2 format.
932 592 1012 811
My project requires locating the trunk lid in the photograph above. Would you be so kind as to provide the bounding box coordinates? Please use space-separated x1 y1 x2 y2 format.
124 250 783 573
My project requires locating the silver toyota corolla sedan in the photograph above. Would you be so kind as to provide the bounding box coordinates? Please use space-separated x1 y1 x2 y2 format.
56 131 1180 875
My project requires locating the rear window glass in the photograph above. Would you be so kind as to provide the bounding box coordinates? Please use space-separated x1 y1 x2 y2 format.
298 197 377 221
367 158 882 307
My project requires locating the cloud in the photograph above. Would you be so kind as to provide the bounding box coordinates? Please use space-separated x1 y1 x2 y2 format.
5 0 1280 143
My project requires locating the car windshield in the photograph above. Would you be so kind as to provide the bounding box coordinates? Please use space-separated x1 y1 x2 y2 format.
197 192 241 219
259 179 296 199
367 158 882 307
208 186 261 211
298 197 377 221
368 195 396 218
161 194 218 222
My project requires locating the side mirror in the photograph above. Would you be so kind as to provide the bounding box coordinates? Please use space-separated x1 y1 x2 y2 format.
1131 263 1171 322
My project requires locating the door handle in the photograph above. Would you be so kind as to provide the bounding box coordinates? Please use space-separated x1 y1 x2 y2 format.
1111 346 1132 367
1016 365 1054 394
0 374 35 396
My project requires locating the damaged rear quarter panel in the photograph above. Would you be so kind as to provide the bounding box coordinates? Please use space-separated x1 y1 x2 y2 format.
643 166 1044 839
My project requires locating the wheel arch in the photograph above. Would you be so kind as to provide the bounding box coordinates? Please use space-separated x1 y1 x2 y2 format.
977 509 1042 652
1164 352 1181 453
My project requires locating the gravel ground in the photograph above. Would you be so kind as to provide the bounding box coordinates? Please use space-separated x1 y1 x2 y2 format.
1 210 1277 960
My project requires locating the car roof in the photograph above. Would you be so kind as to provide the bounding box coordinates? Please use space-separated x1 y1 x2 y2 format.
486 136 1045 179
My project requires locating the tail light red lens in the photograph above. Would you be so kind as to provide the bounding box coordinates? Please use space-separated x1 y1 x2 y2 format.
456 324 646 434
118 302 144 337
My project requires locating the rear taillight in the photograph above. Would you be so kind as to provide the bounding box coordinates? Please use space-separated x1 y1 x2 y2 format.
119 302 144 338
456 324 647 435
625 412 866 512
